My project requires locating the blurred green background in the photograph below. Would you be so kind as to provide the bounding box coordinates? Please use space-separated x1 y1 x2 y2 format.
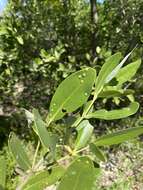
0 0 143 189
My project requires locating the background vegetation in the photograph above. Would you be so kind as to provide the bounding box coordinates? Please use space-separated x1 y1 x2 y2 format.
0 0 143 189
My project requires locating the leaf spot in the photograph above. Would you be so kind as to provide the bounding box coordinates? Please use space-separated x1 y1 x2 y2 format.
82 73 86 77
71 171 76 175
80 80 84 84
62 108 67 113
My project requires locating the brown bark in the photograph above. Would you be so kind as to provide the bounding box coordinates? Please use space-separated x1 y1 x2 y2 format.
90 0 98 58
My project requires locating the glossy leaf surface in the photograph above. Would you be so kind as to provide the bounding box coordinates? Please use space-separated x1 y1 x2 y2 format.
116 59 141 85
47 68 96 122
95 52 122 94
75 120 93 151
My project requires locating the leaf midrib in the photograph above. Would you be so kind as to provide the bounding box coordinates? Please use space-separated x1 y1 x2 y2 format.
49 84 85 123
11 139 31 170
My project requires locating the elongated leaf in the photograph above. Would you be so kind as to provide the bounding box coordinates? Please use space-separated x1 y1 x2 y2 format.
33 109 57 156
95 126 143 146
86 102 139 120
0 157 6 189
95 52 122 94
95 48 136 95
90 143 106 162
8 133 31 171
105 49 135 83
57 156 100 190
75 120 93 151
116 59 141 85
22 166 65 190
98 88 134 99
47 68 96 123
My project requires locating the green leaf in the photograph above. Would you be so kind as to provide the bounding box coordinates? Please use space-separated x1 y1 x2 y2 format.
22 166 65 190
105 49 135 83
98 88 134 99
95 48 136 95
127 94 135 102
16 36 24 45
0 27 7 35
8 133 31 171
57 156 100 190
86 102 139 120
116 59 141 85
33 109 57 156
47 68 96 123
95 52 122 94
95 126 143 146
75 120 93 151
90 143 106 162
0 157 6 189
